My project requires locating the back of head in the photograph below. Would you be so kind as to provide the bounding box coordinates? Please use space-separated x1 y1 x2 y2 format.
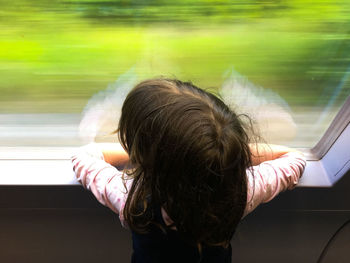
118 79 251 247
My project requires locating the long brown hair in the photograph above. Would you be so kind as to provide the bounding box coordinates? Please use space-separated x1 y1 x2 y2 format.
118 79 252 248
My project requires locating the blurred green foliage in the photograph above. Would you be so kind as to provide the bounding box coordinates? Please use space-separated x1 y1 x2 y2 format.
0 0 349 112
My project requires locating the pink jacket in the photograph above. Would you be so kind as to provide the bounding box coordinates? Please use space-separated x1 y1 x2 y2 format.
71 143 306 227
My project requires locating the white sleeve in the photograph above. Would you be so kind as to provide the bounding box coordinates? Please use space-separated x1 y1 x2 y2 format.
71 143 130 225
244 151 306 216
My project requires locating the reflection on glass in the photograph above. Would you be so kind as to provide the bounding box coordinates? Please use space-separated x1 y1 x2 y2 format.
0 0 349 147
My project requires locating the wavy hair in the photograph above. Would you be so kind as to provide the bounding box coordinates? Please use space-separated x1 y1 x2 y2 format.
118 79 252 249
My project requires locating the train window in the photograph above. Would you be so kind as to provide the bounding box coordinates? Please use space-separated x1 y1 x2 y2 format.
1 3 350 263
0 1 349 186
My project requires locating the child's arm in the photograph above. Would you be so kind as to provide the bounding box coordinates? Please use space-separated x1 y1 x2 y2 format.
244 145 306 217
71 143 130 226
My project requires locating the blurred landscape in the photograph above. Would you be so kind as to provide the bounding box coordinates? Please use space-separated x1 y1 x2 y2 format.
0 0 350 147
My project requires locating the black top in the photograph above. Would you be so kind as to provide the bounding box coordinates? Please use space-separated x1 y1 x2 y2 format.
131 205 232 263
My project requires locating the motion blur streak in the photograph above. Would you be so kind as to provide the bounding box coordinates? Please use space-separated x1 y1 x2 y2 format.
0 0 349 147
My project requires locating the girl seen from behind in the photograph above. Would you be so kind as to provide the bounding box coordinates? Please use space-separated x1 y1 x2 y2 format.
71 79 306 262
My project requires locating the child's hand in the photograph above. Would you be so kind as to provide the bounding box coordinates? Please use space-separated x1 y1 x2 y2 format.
249 143 302 166
96 143 129 167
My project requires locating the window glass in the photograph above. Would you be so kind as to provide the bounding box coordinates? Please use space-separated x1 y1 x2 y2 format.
1 0 349 148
